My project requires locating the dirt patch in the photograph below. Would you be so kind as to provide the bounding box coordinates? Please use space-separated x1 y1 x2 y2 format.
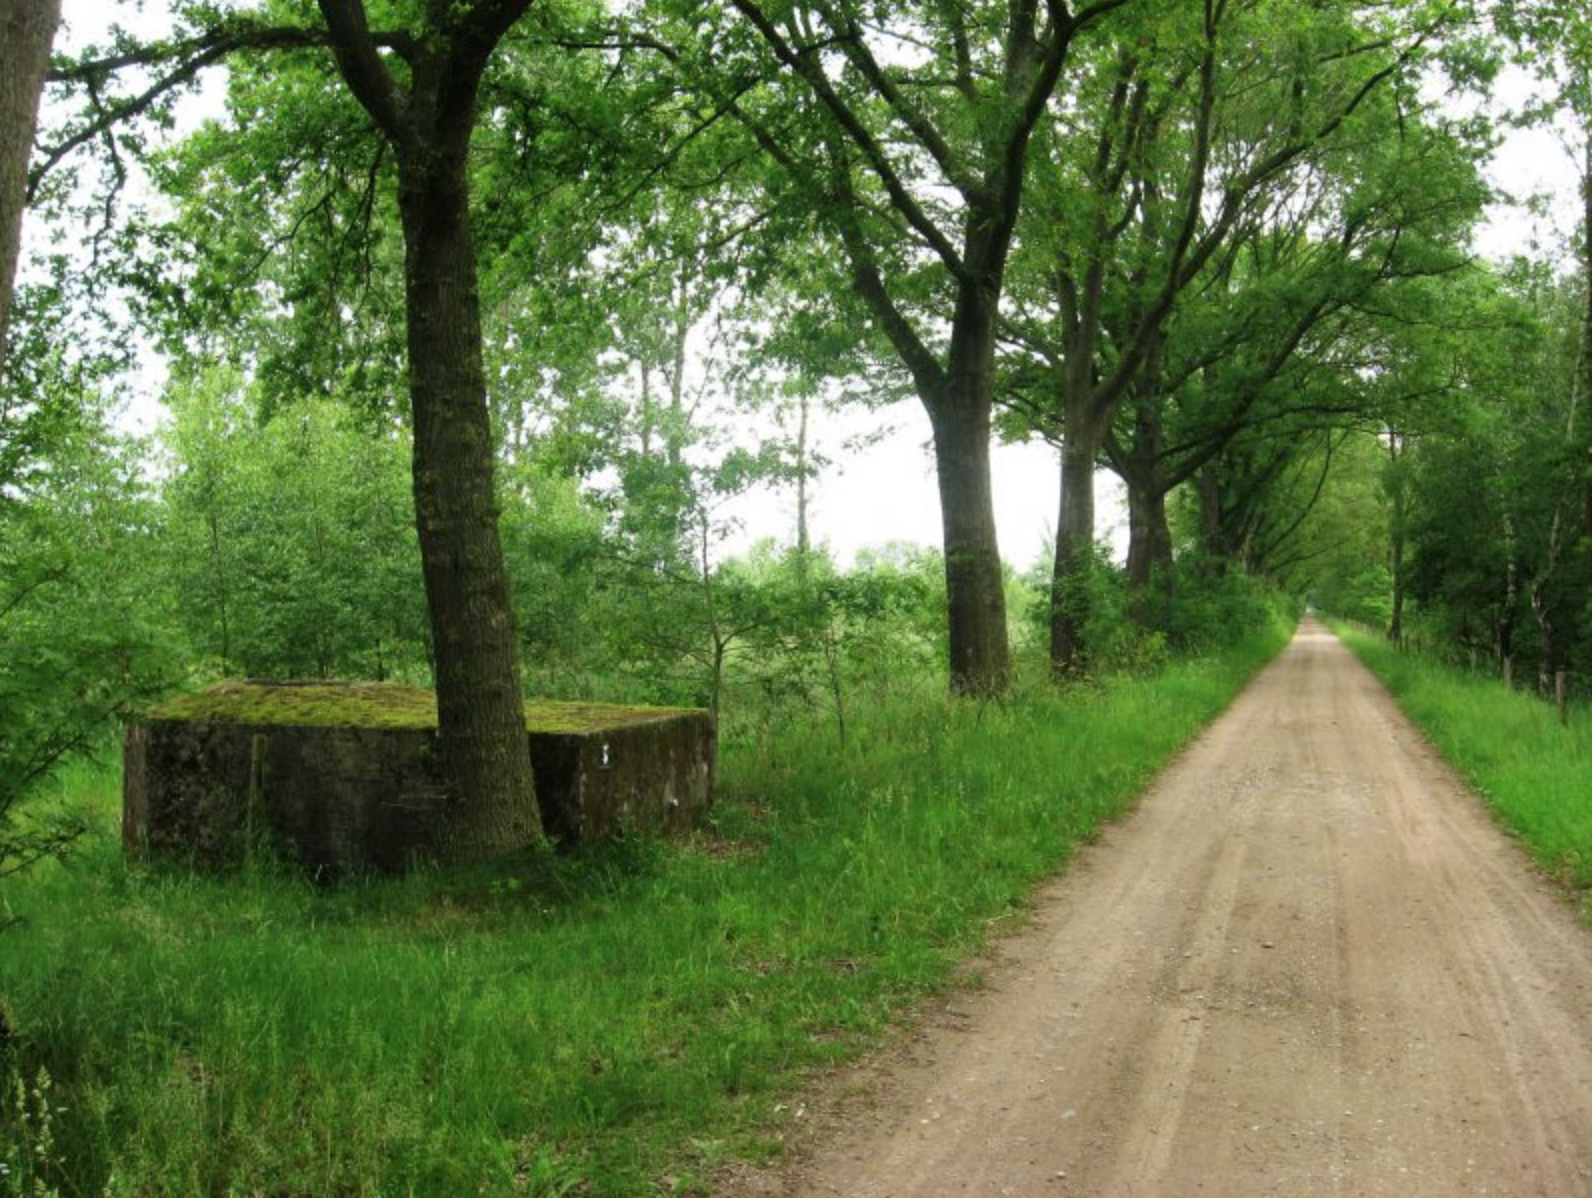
730 619 1592 1196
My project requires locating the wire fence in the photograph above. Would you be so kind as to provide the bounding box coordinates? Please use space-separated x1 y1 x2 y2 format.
1354 621 1591 728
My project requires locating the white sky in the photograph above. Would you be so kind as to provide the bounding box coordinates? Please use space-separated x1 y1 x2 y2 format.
1466 68 1584 262
722 407 1082 573
33 7 1585 573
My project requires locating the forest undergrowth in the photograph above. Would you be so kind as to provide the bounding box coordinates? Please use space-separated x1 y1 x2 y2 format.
0 615 1291 1197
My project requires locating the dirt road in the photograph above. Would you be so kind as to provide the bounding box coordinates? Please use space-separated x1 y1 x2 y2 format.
746 619 1592 1196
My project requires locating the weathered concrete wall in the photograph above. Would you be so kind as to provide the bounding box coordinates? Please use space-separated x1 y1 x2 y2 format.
123 686 715 875
533 716 717 844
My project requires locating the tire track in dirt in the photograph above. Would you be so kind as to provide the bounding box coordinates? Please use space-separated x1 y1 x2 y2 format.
730 619 1592 1196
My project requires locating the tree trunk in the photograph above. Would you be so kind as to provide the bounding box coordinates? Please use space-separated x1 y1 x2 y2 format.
927 379 1011 695
316 0 543 862
639 359 655 458
1388 532 1406 644
0 0 60 391
1532 579 1556 695
1119 327 1173 599
1123 399 1173 600
206 507 232 671
1537 338 1580 694
1385 434 1407 644
1498 508 1519 689
396 160 543 860
1582 137 1592 655
1195 465 1225 563
666 269 689 474
1051 396 1100 676
1125 483 1172 591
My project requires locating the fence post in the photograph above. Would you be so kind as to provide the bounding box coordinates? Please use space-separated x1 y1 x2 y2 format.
1557 671 1568 728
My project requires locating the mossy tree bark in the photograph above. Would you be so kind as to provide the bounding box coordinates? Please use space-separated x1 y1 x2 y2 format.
317 0 541 859
1052 381 1102 676
927 346 1012 695
1123 464 1173 594
1117 362 1174 608
0 0 60 392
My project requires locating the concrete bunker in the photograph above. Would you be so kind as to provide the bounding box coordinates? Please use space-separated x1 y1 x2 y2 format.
123 681 715 874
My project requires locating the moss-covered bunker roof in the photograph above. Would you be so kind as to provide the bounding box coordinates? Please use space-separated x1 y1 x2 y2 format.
146 681 703 734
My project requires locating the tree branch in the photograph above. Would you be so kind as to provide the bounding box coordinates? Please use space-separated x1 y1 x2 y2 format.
729 0 969 279
34 16 423 199
810 0 981 201
828 153 947 397
316 0 412 148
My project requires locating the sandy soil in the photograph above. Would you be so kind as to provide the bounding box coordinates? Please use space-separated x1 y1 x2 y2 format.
731 619 1592 1197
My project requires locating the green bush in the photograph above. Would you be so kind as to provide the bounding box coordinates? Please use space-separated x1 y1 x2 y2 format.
1149 557 1296 655
1025 547 1295 676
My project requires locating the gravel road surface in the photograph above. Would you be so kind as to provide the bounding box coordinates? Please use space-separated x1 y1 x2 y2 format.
740 619 1592 1196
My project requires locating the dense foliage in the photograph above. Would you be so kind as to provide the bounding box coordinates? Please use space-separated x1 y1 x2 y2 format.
1295 268 1592 695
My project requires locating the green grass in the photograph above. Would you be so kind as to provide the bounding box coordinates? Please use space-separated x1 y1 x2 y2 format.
1335 623 1592 896
0 622 1290 1197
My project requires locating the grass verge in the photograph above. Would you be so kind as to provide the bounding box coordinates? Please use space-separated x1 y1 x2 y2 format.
0 621 1290 1197
1335 623 1592 898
